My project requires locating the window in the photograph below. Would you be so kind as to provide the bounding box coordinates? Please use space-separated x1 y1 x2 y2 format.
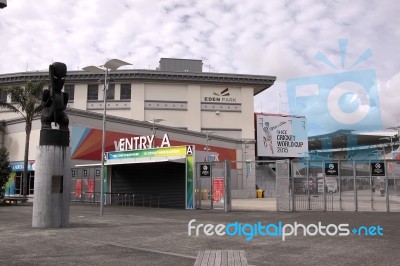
87 84 98 100
0 90 7 102
29 171 35 195
120 84 131 100
107 84 115 100
64 85 75 101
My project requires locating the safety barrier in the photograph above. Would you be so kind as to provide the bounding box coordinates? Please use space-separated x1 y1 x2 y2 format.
70 192 160 208
293 194 334 211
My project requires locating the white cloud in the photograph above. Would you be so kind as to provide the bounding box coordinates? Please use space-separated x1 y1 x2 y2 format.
1 0 400 132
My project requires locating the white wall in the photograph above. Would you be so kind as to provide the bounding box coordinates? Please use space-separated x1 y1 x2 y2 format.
4 128 40 162
131 83 144 121
145 83 188 101
145 110 187 128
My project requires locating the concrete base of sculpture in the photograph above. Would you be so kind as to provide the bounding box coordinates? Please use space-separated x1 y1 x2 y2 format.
32 145 70 228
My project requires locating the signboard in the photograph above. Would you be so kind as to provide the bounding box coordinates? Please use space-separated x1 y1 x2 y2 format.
10 161 35 172
371 162 385 176
256 114 308 157
213 178 224 203
106 146 187 161
325 163 338 176
202 87 240 103
185 146 195 209
200 164 211 177
114 133 171 151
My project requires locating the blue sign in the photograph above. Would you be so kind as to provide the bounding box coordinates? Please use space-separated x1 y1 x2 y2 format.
10 161 34 172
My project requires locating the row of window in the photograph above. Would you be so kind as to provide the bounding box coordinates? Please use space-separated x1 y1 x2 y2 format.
0 84 132 103
65 84 132 101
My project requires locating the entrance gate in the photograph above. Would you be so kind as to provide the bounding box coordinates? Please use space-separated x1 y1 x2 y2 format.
195 159 400 212
195 161 231 212
290 159 400 212
195 160 279 212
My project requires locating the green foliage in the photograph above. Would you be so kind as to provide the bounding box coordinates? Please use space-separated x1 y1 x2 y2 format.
0 80 47 196
0 147 11 198
0 80 46 120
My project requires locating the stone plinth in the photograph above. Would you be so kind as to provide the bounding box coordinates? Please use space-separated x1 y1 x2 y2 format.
32 145 70 228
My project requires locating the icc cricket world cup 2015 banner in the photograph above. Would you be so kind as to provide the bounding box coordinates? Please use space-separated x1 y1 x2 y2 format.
256 114 308 158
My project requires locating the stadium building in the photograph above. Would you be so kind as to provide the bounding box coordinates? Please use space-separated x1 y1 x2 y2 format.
0 58 276 208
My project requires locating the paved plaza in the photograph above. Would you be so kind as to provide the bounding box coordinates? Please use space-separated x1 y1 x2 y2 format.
1 203 400 265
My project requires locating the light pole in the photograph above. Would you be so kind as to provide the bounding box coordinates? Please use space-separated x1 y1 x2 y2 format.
203 131 215 151
83 59 131 216
148 118 165 148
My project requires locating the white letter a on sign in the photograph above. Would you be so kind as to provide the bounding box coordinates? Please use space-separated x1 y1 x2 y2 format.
160 133 171 147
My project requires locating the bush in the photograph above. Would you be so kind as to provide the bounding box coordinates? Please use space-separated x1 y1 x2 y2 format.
0 147 11 199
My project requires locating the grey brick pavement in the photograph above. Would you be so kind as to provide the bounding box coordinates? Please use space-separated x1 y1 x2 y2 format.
1 204 399 265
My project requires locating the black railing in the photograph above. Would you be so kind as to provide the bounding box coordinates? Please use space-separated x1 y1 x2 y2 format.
70 192 160 208
293 194 334 211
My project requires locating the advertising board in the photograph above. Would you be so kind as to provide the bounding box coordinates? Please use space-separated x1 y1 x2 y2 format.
256 114 308 157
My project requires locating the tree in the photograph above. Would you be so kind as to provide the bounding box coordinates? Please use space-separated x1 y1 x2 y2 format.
0 147 11 199
0 80 46 196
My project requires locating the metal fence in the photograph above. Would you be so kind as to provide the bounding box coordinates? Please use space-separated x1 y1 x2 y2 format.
195 159 400 212
69 192 160 208
286 159 400 212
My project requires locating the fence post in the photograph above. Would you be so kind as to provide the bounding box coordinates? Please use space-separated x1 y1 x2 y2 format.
339 160 342 211
353 161 358 211
385 160 390 212
322 160 326 212
210 162 214 210
369 164 374 211
224 160 232 212
306 160 311 210
291 163 295 212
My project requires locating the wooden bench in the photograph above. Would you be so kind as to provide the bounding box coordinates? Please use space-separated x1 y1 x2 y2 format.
3 196 29 205
194 250 249 266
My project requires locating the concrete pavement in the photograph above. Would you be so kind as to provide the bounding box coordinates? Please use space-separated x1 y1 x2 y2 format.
1 203 400 265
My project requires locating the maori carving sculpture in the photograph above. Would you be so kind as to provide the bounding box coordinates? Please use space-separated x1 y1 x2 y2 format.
41 62 69 130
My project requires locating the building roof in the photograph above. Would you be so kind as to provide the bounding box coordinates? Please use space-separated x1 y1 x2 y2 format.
0 69 276 96
309 129 398 150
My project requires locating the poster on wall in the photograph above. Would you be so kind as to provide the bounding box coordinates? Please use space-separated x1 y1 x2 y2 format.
75 179 82 199
213 178 224 203
87 179 95 198
256 114 308 158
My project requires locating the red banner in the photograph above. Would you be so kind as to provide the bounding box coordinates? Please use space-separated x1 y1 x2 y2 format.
87 179 94 197
75 179 82 198
213 178 224 203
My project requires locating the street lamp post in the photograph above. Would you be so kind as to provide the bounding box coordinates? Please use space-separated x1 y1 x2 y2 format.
83 59 131 216
204 131 215 151
148 118 165 147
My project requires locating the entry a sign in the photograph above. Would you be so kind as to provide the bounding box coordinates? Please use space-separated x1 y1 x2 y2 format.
200 164 211 177
325 163 338 176
371 162 385 176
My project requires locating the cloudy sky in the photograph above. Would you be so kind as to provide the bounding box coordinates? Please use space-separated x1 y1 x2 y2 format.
1 0 399 135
